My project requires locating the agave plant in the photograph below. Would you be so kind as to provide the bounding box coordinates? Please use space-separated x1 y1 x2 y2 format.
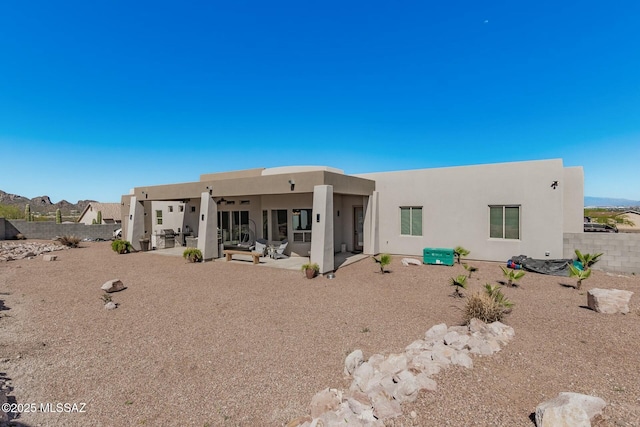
500 266 525 287
454 246 470 264
574 250 603 269
463 263 478 278
449 275 468 297
569 264 592 290
373 254 392 273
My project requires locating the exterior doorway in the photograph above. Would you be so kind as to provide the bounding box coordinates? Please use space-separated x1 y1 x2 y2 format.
353 206 364 252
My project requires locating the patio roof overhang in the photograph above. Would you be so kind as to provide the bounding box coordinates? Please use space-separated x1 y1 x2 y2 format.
127 170 376 202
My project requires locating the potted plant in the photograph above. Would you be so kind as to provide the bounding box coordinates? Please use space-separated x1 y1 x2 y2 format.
183 248 203 263
301 262 320 279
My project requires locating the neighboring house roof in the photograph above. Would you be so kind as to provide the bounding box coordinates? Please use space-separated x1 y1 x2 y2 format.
77 202 122 223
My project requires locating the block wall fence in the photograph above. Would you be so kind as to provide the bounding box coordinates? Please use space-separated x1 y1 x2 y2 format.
0 218 119 241
564 232 640 274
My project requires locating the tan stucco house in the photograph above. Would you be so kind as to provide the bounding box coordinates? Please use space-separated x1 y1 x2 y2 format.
121 159 584 273
78 202 122 225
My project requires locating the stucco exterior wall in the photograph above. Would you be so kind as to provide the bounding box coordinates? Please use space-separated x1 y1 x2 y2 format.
358 159 572 262
563 167 584 233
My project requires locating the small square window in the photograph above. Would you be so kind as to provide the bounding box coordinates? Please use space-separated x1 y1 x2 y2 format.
168 206 173 213
191 206 196 212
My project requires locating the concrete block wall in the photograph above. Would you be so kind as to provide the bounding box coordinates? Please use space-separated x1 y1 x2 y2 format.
563 232 640 274
1 219 120 241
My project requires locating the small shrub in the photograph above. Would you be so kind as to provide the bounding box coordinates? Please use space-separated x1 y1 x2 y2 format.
449 275 468 297
183 247 203 263
463 263 478 278
500 266 525 287
454 246 470 264
575 249 602 269
463 292 507 324
15 233 26 240
100 293 113 303
484 284 514 310
373 254 392 273
569 264 591 290
111 239 132 254
56 235 81 248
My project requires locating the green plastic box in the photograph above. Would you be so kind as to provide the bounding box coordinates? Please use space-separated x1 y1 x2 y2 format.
423 247 455 266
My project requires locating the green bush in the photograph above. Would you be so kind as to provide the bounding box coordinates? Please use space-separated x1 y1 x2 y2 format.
373 254 391 273
454 246 470 264
500 266 525 287
111 239 132 254
449 275 468 297
0 204 23 219
183 247 203 263
569 264 592 290
463 263 478 278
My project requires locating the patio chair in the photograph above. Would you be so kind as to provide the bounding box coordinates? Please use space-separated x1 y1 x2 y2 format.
251 238 268 256
273 239 289 259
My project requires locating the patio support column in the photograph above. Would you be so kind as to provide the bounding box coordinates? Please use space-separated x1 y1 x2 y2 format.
126 196 145 251
311 185 334 274
363 191 379 255
197 192 218 260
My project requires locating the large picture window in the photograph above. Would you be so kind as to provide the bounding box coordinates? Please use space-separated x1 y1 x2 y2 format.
400 207 422 236
292 208 312 242
489 205 520 239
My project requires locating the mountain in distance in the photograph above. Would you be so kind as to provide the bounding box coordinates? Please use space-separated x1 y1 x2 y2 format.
0 190 96 216
585 196 640 208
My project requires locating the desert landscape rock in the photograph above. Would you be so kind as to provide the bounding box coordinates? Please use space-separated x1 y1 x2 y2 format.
104 301 117 310
291 320 515 426
401 257 421 266
535 392 607 427
0 241 67 262
587 288 633 314
42 254 57 261
101 279 125 293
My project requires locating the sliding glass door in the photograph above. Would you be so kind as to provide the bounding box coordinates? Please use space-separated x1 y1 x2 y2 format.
218 210 249 245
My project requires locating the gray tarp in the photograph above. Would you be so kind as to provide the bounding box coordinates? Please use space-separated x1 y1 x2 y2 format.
510 255 574 277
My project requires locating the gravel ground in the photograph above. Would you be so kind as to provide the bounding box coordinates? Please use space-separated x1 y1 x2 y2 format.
0 241 638 426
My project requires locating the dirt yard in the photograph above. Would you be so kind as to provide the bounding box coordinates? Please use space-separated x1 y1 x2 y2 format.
0 241 638 426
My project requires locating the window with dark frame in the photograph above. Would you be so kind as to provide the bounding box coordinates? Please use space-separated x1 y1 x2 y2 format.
489 205 520 239
400 207 422 236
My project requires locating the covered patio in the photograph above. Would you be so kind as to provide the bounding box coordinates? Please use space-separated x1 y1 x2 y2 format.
142 245 369 271
121 166 376 273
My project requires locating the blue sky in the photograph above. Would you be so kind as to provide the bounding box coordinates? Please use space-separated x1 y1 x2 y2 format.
1 0 639 203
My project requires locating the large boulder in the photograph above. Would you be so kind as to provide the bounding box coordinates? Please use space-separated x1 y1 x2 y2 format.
101 279 125 293
587 288 633 314
535 392 606 427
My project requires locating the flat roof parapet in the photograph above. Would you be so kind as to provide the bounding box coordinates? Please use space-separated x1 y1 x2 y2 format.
261 166 344 176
